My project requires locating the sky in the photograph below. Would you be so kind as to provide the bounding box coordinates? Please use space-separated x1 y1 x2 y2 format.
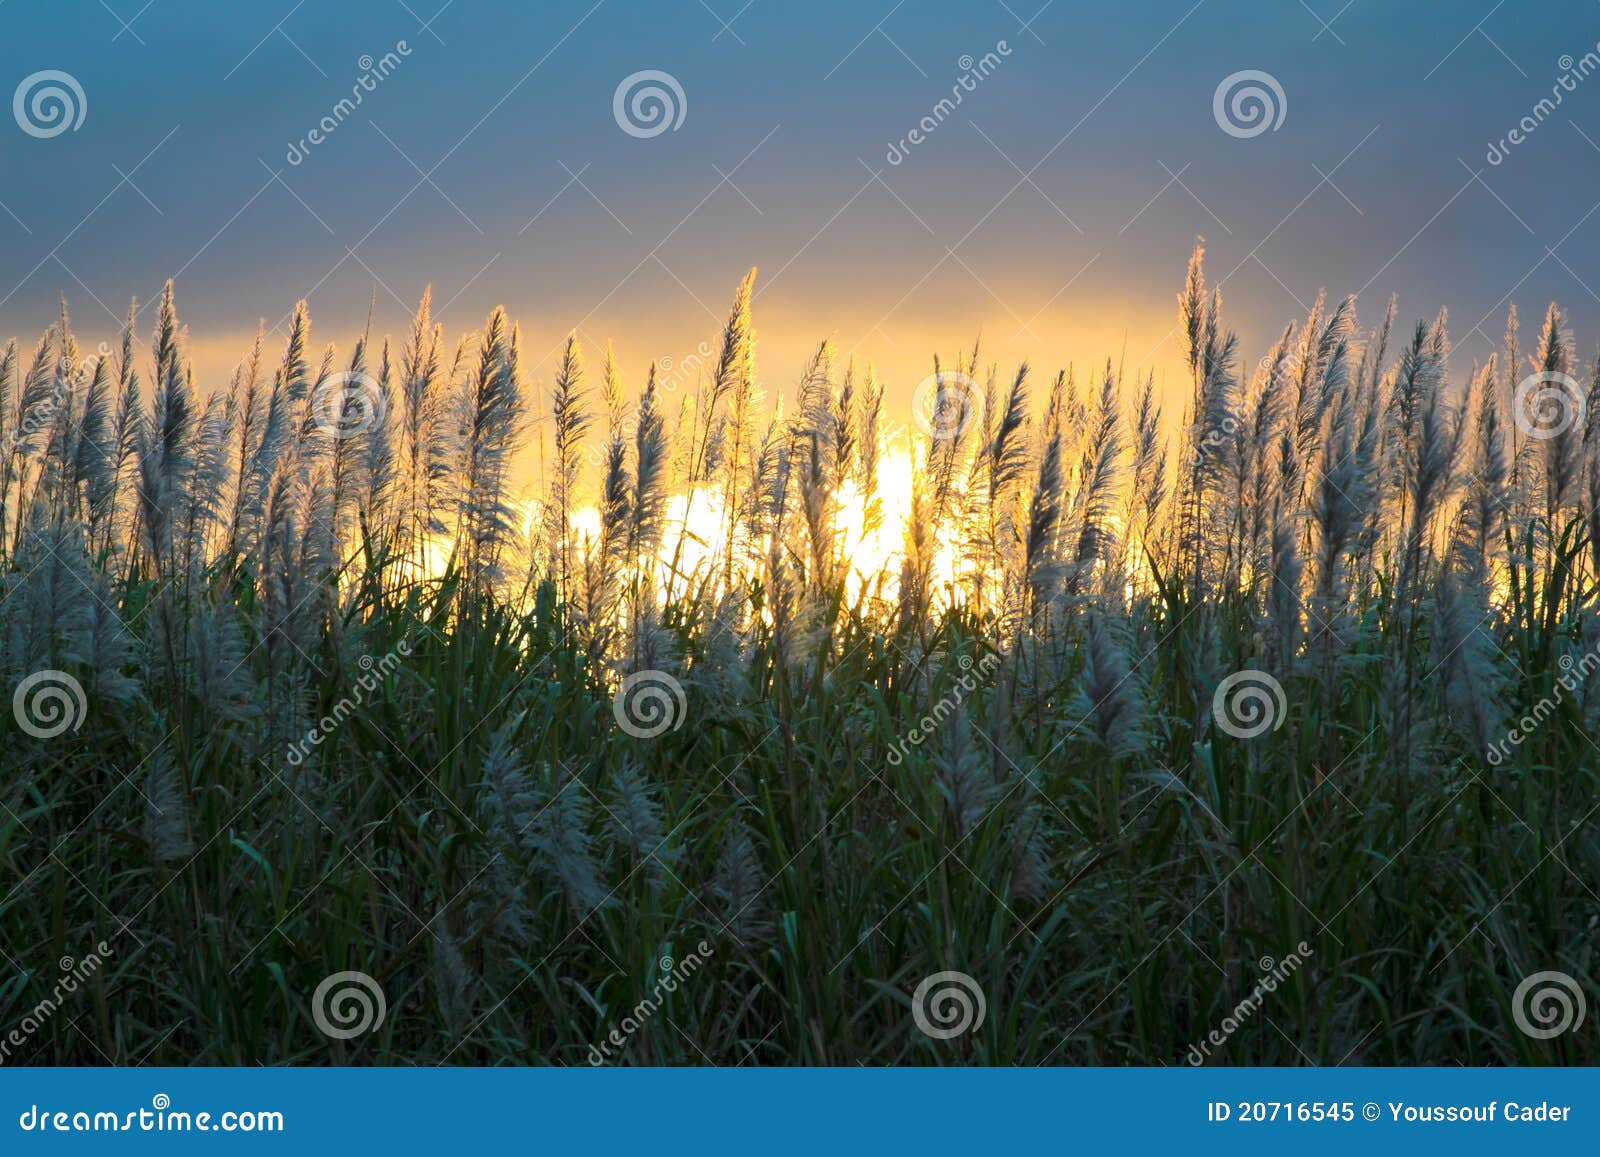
4 0 1600 421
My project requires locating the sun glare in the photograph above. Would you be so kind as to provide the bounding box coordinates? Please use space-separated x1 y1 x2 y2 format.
533 440 959 608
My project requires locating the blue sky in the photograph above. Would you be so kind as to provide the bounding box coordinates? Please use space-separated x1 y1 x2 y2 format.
3 0 1600 403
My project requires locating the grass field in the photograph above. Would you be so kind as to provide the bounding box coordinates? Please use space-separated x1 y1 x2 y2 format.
1 245 1596 1065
